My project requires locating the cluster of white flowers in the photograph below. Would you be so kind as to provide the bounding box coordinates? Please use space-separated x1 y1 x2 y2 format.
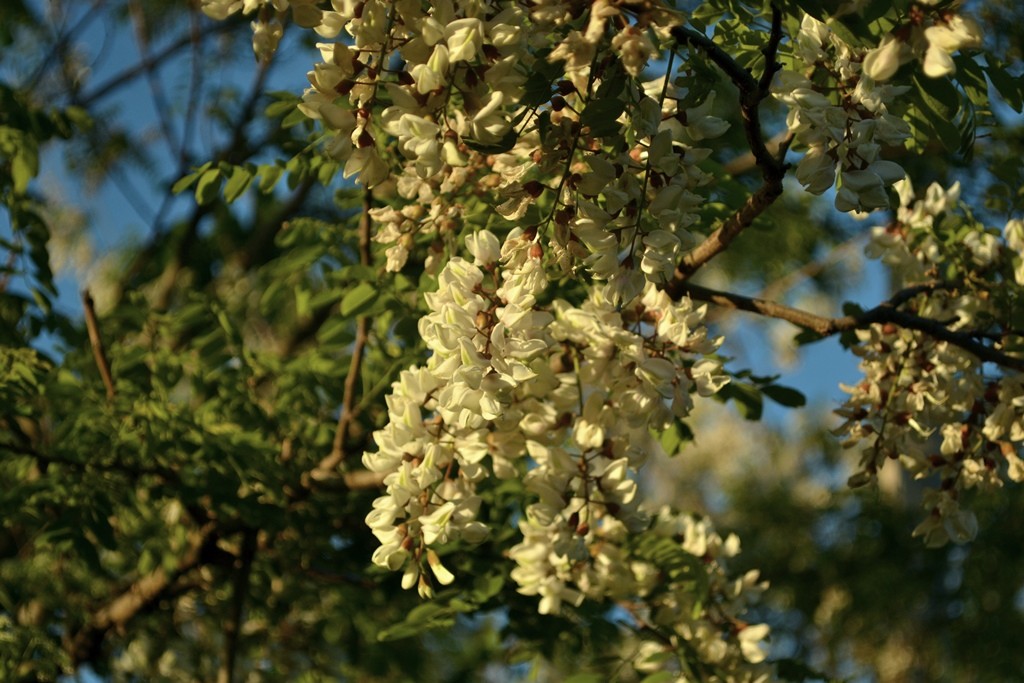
508 282 726 612
836 180 1024 546
360 229 771 674
629 509 773 680
363 229 728 591
205 0 736 306
862 2 982 81
491 81 731 308
201 0 325 61
774 15 910 213
196 1 1020 674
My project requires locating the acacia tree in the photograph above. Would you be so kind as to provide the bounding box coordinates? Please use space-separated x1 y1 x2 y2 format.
2 0 1024 680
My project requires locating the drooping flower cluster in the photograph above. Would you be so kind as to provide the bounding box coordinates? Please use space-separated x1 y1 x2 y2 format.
628 509 773 680
361 229 770 674
499 80 731 305
835 180 1024 546
362 228 547 596
774 15 910 213
508 280 726 612
195 1 1023 675
204 0 738 307
862 2 982 81
364 229 727 590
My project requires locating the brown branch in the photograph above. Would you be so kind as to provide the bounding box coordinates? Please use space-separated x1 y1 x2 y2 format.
664 176 785 291
670 25 758 95
667 6 788 285
722 131 791 177
757 236 863 302
65 523 220 665
233 177 316 272
677 281 1024 372
312 188 374 481
341 469 387 489
81 290 115 400
150 60 274 311
77 19 238 107
128 0 180 155
217 529 257 683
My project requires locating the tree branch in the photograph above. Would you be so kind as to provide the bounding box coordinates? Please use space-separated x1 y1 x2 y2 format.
217 529 257 683
65 523 221 665
677 281 1024 372
233 176 316 273
77 19 238 107
81 290 115 400
149 59 273 310
312 188 374 481
128 0 180 156
667 6 788 286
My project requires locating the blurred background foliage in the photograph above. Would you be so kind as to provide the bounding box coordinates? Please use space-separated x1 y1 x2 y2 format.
1 0 1023 681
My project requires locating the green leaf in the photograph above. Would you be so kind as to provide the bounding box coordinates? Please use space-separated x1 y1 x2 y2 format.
317 317 354 347
258 163 285 193
265 94 298 119
762 384 807 408
522 71 554 109
640 673 677 683
659 419 693 455
463 128 518 154
223 165 254 203
194 168 222 206
955 56 990 108
581 98 625 137
377 602 455 641
912 73 962 152
340 282 378 317
563 675 603 683
470 572 506 603
718 382 763 421
11 148 36 194
171 171 199 194
281 107 308 129
986 63 1024 113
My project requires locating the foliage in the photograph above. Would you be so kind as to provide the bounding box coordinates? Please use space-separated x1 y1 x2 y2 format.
1 0 1023 681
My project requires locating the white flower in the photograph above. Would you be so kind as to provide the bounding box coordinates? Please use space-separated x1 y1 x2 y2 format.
445 18 484 63
738 623 771 664
922 16 982 78
863 35 910 81
963 231 1000 267
465 230 501 266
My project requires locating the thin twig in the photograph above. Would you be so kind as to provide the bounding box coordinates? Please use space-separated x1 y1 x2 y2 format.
667 5 787 284
757 236 864 303
677 281 1024 372
181 8 205 169
65 523 220 665
82 290 115 400
77 20 237 107
217 529 257 683
313 188 374 480
128 0 180 155
23 0 105 90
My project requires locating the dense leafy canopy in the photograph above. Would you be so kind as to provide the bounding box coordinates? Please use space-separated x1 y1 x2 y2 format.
2 0 1024 681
